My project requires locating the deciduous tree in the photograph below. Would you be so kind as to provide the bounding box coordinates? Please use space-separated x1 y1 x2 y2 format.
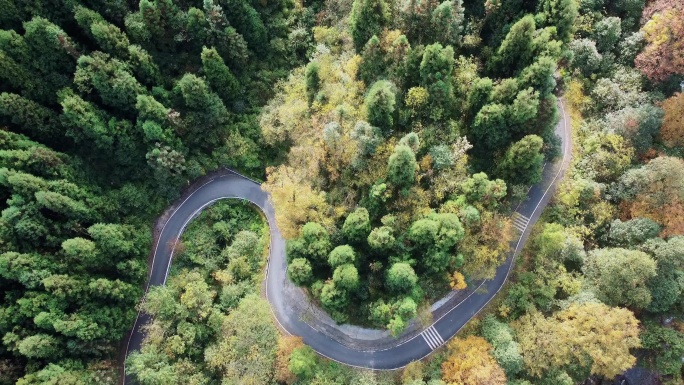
288 346 318 379
604 104 663 155
608 218 661 247
263 166 334 239
275 336 304 384
593 17 622 52
351 121 382 158
441 336 507 385
635 7 684 81
616 156 684 237
568 39 602 77
514 303 640 379
386 263 418 293
205 295 278 384
660 92 684 147
579 132 633 183
481 316 523 377
449 271 467 290
583 248 656 309
288 258 313 286
642 236 684 313
460 211 512 279
640 321 684 380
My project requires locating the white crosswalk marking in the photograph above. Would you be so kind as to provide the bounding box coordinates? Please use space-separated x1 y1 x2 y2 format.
421 328 437 349
429 326 444 344
421 330 437 349
421 326 445 350
512 213 530 233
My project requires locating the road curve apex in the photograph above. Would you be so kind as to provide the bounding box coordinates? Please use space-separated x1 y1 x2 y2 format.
122 98 572 383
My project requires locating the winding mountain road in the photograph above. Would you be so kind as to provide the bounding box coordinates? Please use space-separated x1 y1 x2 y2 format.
123 98 572 382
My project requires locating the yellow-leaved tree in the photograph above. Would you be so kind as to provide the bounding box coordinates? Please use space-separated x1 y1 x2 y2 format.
460 211 513 279
449 271 467 290
514 302 640 379
441 335 507 385
262 165 335 239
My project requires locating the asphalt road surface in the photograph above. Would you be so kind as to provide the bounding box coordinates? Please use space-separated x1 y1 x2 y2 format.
123 98 572 382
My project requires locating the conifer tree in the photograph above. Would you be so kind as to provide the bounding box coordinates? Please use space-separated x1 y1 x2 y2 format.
349 0 390 51
387 144 418 189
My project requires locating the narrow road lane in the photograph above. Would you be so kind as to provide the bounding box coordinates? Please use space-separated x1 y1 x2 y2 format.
123 98 572 382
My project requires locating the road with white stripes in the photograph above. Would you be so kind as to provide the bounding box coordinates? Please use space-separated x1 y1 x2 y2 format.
511 213 530 233
421 326 446 350
123 98 571 381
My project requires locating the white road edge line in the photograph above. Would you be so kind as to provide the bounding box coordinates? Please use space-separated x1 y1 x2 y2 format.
123 176 225 381
305 97 571 369
125 98 571 373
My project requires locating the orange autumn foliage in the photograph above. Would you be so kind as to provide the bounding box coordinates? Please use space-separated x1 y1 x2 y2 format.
620 156 684 237
641 0 684 22
660 92 684 148
635 7 684 81
631 197 684 237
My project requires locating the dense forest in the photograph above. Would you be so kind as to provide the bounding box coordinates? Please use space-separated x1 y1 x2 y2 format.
0 0 682 384
0 0 311 382
262 0 566 328
126 201 273 383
